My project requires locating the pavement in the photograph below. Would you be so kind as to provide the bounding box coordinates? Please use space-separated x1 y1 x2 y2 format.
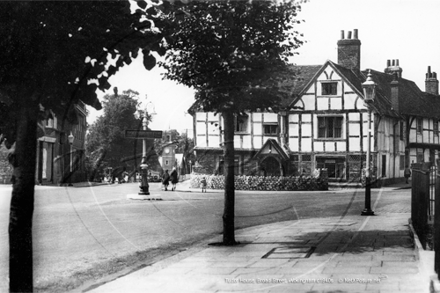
72 179 435 293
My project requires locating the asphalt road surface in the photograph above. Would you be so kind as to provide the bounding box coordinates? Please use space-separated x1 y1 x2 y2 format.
0 182 410 292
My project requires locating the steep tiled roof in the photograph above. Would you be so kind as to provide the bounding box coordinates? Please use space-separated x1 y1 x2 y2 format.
363 69 440 119
279 65 322 107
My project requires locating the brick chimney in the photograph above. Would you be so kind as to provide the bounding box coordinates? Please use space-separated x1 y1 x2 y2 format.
426 66 439 95
337 29 361 71
384 59 403 78
390 73 400 113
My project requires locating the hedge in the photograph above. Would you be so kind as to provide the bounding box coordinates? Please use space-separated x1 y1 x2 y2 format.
190 173 328 191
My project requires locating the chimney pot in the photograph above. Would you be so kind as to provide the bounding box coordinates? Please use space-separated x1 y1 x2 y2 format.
425 67 439 95
387 60 391 67
337 29 361 70
392 60 395 66
353 29 358 39
396 59 399 66
341 30 345 40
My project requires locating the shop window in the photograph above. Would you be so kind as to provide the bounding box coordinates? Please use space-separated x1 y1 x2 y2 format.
318 116 343 138
321 82 337 95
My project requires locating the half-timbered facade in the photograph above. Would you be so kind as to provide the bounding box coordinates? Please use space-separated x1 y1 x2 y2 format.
189 30 440 185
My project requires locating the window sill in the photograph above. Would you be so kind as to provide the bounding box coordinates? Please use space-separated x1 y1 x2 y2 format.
315 138 345 141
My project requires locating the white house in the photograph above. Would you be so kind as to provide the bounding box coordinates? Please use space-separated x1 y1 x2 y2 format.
189 29 440 185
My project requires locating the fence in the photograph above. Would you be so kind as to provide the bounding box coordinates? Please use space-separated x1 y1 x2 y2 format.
411 162 440 278
411 163 431 249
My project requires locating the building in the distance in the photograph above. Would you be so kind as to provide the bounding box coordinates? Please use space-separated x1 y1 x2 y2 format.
189 29 440 186
0 101 88 184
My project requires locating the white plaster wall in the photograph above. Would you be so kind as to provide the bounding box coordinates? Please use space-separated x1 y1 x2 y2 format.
344 94 358 110
314 141 324 152
289 115 299 123
196 112 206 120
196 122 206 137
302 123 312 136
349 137 361 152
207 112 218 120
289 138 299 151
234 136 241 148
242 136 251 148
290 123 299 136
198 135 206 147
263 113 278 122
302 114 312 122
317 97 328 110
330 98 342 110
253 113 262 122
253 138 262 149
253 122 262 135
209 136 220 148
302 138 312 152
325 141 335 152
336 141 346 151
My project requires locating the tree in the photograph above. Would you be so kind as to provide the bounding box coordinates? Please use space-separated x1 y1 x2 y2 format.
86 89 160 181
0 2 170 291
158 0 303 245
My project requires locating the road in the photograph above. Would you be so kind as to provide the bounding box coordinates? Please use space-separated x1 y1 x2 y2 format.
0 182 411 292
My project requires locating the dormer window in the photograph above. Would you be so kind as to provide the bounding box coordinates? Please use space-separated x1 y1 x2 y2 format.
321 82 337 95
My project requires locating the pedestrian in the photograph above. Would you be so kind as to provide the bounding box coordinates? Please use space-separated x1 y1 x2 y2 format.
404 165 411 184
162 170 170 191
201 177 207 193
170 167 178 191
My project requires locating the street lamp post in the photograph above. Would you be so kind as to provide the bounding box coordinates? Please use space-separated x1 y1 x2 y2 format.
138 102 156 195
361 70 376 216
68 131 74 186
139 109 150 195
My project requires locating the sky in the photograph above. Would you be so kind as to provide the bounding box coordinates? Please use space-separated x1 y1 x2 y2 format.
87 0 440 136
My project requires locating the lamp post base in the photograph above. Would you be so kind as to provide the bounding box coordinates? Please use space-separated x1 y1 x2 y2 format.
361 209 375 216
138 190 150 195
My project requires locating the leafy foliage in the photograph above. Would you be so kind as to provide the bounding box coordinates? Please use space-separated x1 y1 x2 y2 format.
159 0 304 113
86 89 161 179
0 1 168 144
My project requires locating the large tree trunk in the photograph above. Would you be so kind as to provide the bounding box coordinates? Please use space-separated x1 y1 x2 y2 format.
222 110 236 245
9 103 39 292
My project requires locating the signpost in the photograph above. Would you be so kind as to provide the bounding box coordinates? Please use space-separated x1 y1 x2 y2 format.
125 130 163 139
125 125 162 197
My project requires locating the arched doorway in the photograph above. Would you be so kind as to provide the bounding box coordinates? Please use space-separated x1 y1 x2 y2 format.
261 156 282 176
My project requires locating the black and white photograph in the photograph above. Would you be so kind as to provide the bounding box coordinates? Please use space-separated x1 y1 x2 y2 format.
0 0 440 292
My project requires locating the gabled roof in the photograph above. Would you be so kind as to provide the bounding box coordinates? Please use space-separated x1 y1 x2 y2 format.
363 69 440 119
252 139 289 161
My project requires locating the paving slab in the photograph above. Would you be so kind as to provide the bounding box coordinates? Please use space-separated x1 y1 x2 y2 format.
88 208 430 293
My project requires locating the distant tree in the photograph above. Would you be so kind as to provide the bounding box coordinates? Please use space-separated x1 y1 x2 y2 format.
86 89 160 181
158 0 304 245
0 2 171 291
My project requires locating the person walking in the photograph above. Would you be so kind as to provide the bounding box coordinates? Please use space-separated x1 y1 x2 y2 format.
170 167 178 191
162 170 170 191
